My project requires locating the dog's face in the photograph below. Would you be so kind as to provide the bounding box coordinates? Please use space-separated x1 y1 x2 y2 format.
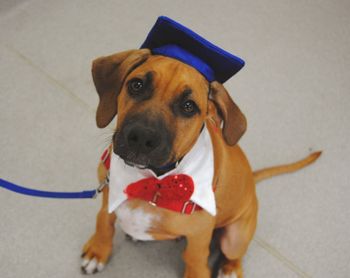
92 49 246 168
115 55 209 168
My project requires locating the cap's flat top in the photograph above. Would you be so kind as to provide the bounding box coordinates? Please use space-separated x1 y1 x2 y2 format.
141 16 245 83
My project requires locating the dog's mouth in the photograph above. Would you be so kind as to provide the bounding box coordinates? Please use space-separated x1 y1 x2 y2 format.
114 147 172 170
120 153 150 169
124 160 148 169
113 133 173 170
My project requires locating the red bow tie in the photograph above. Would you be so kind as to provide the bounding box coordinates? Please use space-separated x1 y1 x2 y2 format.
124 174 201 214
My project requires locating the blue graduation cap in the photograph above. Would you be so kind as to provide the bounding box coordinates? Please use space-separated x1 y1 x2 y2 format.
141 16 245 83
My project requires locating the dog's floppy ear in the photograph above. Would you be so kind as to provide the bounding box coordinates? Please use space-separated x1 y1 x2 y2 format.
92 49 151 128
209 81 247 146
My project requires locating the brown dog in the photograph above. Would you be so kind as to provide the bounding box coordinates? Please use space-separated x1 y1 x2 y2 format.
81 49 321 277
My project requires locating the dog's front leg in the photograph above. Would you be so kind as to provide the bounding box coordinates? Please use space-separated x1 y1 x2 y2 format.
81 163 116 274
183 226 213 278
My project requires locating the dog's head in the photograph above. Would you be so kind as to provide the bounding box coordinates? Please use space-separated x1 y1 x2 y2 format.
92 49 246 169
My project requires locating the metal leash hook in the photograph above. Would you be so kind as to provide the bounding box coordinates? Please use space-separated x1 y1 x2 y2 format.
93 172 110 198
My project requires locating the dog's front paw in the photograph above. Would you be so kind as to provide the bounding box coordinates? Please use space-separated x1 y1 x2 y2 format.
81 234 112 274
81 257 105 275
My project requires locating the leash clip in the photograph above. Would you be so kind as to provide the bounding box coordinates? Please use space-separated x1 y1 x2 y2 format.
93 173 110 199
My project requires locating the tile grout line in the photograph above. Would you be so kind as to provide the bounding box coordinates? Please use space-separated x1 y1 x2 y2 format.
4 43 95 115
254 236 312 278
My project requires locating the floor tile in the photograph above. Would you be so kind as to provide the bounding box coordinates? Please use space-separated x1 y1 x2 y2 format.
0 44 106 187
0 43 105 277
0 0 30 16
237 2 350 276
245 239 300 278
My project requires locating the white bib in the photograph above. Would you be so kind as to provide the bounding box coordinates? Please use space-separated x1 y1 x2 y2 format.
108 127 216 216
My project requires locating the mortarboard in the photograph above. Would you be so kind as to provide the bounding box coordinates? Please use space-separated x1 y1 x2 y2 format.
141 16 245 83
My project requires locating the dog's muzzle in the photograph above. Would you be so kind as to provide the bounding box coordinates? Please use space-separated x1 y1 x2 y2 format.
114 114 173 168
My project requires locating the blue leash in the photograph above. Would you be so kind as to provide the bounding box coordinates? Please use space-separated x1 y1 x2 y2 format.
0 178 98 199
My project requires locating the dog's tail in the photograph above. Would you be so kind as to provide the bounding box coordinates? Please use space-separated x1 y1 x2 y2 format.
253 151 322 184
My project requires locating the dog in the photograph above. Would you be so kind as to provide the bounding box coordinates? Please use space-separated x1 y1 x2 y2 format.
80 48 321 277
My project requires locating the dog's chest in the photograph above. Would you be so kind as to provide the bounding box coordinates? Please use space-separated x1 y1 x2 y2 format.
116 201 159 241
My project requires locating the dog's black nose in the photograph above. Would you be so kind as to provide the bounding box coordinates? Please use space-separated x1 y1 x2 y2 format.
126 127 161 154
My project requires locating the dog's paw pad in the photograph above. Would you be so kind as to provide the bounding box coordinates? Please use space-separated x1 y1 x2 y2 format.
217 269 237 278
81 257 105 275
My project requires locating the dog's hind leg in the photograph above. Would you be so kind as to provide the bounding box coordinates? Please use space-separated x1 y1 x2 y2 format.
81 162 116 274
218 198 258 278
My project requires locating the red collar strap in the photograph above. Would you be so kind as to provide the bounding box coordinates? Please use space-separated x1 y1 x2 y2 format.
101 147 112 170
100 147 202 214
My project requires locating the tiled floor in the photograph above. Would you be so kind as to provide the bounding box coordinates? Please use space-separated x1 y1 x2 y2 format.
0 1 349 277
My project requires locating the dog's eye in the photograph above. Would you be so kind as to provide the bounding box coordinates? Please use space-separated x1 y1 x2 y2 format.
128 78 144 93
181 100 197 115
